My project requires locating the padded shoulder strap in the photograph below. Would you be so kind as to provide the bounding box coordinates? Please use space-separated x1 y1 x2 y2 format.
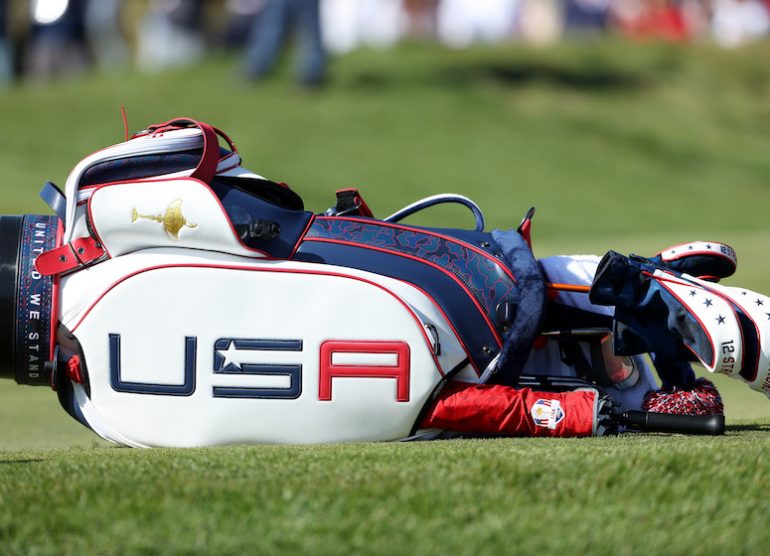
485 229 546 385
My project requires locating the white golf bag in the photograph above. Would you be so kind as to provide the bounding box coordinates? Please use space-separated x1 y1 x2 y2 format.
1 118 758 446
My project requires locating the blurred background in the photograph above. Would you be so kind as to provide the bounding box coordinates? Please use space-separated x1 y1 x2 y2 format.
1 0 770 448
1 0 769 84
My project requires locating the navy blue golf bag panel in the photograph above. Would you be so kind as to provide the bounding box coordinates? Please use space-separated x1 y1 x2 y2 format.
79 148 235 187
296 216 546 376
208 178 312 259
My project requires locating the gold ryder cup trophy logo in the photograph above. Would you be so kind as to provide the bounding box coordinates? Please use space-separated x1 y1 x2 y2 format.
131 199 198 240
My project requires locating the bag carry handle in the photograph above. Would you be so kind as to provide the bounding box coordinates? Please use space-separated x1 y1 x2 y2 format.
140 118 232 185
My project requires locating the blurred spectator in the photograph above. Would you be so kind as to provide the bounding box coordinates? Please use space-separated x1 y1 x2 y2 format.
0 0 768 87
610 0 690 42
321 0 402 54
518 0 564 45
223 0 268 49
242 0 326 87
0 0 10 85
437 0 519 49
564 0 611 34
85 0 128 71
403 0 440 39
679 0 712 38
24 0 90 81
712 0 770 47
136 0 205 72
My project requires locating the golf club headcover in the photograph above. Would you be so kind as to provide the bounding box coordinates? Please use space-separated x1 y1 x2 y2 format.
590 251 770 398
421 381 606 437
647 241 737 282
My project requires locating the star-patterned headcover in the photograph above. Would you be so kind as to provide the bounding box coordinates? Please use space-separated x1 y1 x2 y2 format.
589 251 770 397
648 241 737 282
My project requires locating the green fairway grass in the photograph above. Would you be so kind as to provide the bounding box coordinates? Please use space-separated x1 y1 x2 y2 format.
1 41 770 554
3 433 770 555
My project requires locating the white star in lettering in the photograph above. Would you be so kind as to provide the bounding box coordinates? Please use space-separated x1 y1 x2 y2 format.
217 341 242 370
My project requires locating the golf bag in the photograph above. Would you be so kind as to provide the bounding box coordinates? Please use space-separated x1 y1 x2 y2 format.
4 118 576 447
0 118 757 446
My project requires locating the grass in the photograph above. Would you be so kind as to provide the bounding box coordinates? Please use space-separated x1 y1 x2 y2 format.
3 434 770 555
1 40 770 554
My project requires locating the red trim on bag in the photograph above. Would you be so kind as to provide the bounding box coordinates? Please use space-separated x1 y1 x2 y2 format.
316 216 518 284
389 277 478 375
84 204 113 260
289 215 316 259
218 151 237 164
216 151 240 175
303 236 503 346
68 264 445 376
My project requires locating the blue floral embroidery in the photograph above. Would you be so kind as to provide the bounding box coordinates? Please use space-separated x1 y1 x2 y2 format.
307 218 518 330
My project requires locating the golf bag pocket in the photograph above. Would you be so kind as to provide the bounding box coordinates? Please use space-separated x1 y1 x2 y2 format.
57 252 468 447
87 178 298 259
49 118 313 264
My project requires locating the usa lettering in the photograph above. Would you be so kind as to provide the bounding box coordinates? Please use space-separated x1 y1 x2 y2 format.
109 335 411 402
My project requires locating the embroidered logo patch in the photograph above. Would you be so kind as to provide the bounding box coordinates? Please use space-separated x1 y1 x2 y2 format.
531 399 565 429
131 198 198 240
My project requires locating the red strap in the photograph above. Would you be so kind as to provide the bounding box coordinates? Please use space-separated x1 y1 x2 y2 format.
142 118 221 185
517 206 535 250
191 121 220 184
35 237 106 276
213 126 238 154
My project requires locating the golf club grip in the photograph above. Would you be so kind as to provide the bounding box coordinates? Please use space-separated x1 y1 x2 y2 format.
622 411 725 435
